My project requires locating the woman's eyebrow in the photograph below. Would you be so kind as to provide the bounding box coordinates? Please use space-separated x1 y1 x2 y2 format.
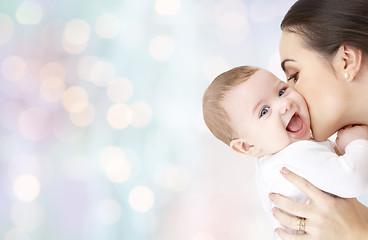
281 59 295 72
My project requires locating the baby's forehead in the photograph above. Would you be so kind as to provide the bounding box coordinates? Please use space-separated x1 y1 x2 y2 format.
253 69 283 83
224 69 284 105
251 71 285 88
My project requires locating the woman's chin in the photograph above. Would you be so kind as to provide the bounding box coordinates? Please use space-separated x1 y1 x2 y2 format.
311 127 333 141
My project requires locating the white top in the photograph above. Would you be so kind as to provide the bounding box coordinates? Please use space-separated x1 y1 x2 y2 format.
256 139 368 239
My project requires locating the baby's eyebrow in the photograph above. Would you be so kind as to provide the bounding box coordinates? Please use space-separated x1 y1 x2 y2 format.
252 99 262 117
276 81 286 88
281 59 295 72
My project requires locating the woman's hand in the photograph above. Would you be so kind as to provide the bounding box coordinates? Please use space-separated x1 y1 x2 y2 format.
269 168 368 240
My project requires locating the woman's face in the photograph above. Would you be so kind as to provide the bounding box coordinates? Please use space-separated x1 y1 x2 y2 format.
279 31 349 141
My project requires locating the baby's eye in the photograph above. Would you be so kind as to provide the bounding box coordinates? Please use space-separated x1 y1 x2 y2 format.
260 106 270 118
288 73 299 83
279 88 286 96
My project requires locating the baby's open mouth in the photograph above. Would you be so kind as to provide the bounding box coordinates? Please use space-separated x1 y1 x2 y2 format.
286 113 303 133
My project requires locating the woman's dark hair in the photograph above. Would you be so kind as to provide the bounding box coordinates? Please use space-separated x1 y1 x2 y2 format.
281 0 368 59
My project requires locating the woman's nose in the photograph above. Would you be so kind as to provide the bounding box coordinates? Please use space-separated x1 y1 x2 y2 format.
280 98 292 115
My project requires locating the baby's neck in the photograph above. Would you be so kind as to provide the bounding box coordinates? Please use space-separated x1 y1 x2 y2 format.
260 137 313 158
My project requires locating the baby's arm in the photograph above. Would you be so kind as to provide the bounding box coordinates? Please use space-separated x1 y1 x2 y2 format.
336 125 368 154
280 137 368 198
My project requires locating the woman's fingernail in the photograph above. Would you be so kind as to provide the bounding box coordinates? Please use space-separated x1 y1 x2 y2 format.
269 193 276 200
275 228 281 237
272 207 277 214
281 167 290 175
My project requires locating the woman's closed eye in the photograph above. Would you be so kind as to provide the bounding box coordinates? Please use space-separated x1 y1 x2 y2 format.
259 106 270 118
287 72 299 83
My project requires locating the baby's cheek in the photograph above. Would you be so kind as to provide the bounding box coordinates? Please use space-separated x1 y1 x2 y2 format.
270 136 291 153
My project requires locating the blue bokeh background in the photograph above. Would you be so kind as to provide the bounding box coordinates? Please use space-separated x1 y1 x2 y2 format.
1 0 367 239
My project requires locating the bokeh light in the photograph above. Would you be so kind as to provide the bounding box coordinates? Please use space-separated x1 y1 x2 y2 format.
13 174 41 202
62 86 89 113
89 60 116 87
130 101 152 128
214 0 249 46
216 11 247 33
215 11 248 46
149 35 174 61
15 1 43 25
0 13 14 46
155 0 181 15
77 55 99 81
99 146 131 183
107 77 133 103
1 56 27 82
69 102 95 127
62 19 90 54
62 38 88 54
63 19 90 45
128 186 155 212
0 1 321 240
40 62 66 81
95 13 121 39
40 76 66 103
107 103 132 129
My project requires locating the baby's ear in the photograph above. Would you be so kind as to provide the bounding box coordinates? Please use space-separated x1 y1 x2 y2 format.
230 138 255 155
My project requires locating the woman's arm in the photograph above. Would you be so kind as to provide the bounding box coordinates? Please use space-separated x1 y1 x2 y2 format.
269 168 368 240
355 199 368 223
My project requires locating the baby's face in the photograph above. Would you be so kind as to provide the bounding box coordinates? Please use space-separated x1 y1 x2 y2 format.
224 69 311 156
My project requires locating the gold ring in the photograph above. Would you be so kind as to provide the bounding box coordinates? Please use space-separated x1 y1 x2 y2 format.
297 217 306 232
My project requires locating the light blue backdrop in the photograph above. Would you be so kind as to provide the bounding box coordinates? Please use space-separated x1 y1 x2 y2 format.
2 0 366 240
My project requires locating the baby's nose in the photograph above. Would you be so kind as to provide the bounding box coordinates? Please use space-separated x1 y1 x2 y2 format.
280 98 292 115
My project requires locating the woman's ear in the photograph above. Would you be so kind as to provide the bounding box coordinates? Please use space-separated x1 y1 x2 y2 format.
334 45 362 82
230 138 256 156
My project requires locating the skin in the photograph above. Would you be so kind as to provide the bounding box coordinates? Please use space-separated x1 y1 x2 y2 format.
270 30 368 239
279 31 368 141
223 69 311 157
271 168 368 240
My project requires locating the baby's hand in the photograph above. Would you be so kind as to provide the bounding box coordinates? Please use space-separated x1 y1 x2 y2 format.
336 125 368 154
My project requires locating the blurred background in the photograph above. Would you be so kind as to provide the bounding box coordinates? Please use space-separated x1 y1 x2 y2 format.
5 0 366 240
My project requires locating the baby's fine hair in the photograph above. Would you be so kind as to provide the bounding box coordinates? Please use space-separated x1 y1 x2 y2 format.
202 66 259 146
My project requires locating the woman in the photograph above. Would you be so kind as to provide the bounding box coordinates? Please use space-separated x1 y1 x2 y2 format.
271 169 368 239
269 0 368 239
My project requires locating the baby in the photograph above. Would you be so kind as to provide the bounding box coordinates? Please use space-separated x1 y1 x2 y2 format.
202 66 368 238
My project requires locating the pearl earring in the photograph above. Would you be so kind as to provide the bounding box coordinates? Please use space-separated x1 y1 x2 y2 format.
344 72 350 79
